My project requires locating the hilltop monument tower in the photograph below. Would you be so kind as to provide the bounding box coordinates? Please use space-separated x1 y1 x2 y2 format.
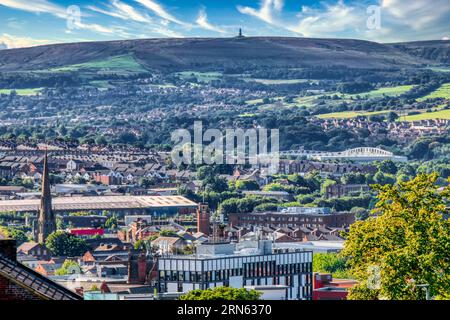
36 151 56 243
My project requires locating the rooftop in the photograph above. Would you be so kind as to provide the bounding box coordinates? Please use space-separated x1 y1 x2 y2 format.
0 195 198 212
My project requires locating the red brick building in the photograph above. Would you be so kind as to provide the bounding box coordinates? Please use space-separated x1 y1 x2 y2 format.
197 204 210 235
312 273 358 300
229 208 354 230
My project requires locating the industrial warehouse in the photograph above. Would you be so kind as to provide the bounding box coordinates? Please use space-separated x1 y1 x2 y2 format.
0 195 198 216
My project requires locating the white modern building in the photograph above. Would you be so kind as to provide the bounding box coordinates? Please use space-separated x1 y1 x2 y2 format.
156 240 313 300
280 147 408 162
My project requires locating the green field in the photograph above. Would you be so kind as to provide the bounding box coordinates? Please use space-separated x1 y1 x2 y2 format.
293 95 323 107
47 55 146 74
317 110 392 119
427 67 450 73
341 85 415 99
242 78 313 85
0 88 42 95
417 83 450 101
176 71 222 83
238 113 257 117
400 109 450 121
89 80 114 89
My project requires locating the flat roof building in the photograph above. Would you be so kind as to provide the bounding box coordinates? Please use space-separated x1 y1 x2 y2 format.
157 240 313 300
0 195 198 217
229 207 354 229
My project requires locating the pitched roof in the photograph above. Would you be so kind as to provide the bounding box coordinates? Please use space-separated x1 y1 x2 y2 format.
17 242 41 253
152 236 183 246
0 254 81 300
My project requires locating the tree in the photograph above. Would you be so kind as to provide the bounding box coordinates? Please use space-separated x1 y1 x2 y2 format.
55 260 81 275
134 239 148 250
179 286 261 300
373 171 395 185
105 215 118 230
378 160 398 175
313 253 352 279
234 180 260 191
341 173 450 300
0 226 28 245
321 178 337 195
387 111 399 122
45 231 88 257
351 206 369 221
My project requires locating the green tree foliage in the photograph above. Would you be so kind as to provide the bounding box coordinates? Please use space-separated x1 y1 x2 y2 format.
387 111 399 122
233 180 260 191
321 178 337 195
179 286 261 300
0 226 28 245
55 260 81 275
313 194 373 212
351 206 370 221
378 160 398 175
45 231 89 257
218 196 273 216
341 173 450 300
313 253 352 279
105 215 118 230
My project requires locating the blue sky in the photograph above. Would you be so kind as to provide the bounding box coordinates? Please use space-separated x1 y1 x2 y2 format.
0 0 449 49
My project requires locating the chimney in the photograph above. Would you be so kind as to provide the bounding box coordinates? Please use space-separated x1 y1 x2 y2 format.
137 252 147 284
0 239 17 261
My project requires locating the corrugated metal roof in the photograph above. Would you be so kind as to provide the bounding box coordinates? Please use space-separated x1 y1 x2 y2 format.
0 195 197 212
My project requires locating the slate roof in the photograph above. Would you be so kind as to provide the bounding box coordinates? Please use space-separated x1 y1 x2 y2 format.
0 254 81 300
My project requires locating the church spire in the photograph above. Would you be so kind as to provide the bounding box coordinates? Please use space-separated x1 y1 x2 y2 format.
37 150 55 243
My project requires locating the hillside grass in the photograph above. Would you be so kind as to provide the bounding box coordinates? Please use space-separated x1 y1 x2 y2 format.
340 85 415 99
0 88 42 95
47 55 146 74
427 67 450 73
176 71 222 83
417 83 450 101
242 78 313 85
317 110 391 119
400 109 450 121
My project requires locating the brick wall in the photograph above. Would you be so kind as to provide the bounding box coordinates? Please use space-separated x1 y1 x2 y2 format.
0 239 43 300
0 275 42 300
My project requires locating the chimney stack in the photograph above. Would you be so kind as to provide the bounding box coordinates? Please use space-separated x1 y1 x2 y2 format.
0 239 17 261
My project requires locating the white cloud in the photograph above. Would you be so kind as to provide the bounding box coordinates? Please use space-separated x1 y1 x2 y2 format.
135 0 189 27
0 0 67 18
112 0 150 23
88 0 184 38
0 0 123 37
381 0 450 30
73 21 117 35
237 0 284 25
196 8 226 34
288 1 363 37
0 33 53 49
87 0 151 23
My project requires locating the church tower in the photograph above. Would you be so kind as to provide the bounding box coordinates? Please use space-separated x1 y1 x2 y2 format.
36 151 56 243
